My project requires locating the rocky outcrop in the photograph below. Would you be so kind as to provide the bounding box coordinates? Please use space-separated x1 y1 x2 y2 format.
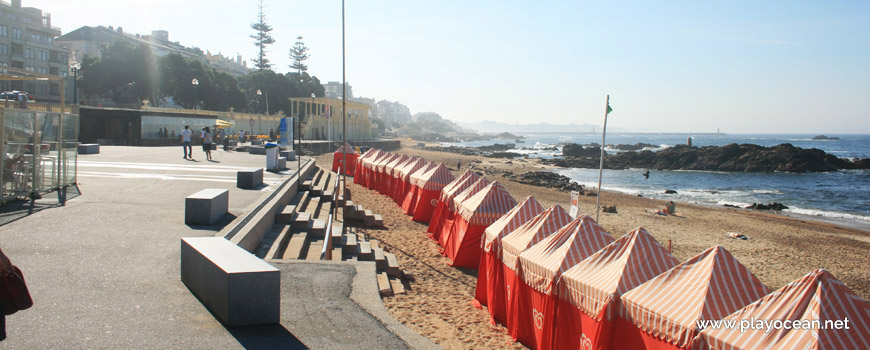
812 135 840 140
477 143 515 152
546 143 868 173
509 171 583 192
562 143 602 158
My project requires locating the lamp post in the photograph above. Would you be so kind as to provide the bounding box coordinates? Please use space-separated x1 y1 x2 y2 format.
70 61 80 104
256 89 262 114
191 78 199 109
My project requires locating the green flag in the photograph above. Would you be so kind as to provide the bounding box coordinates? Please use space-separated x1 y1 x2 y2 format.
606 103 613 115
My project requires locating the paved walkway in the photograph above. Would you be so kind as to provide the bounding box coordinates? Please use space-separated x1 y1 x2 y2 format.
0 146 432 349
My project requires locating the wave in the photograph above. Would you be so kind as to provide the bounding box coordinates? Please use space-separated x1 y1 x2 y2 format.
784 206 870 223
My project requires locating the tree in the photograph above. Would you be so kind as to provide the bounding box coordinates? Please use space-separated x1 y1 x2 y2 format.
250 0 276 71
77 40 160 106
289 36 310 74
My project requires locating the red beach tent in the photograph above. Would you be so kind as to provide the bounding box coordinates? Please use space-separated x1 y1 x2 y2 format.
474 196 545 310
692 269 870 350
373 153 399 191
494 205 572 328
363 151 389 189
408 163 454 222
612 246 770 350
379 154 410 195
427 170 477 238
437 177 490 251
510 215 614 350
444 181 517 268
332 142 358 175
401 161 437 214
391 157 425 204
553 227 679 350
353 148 380 184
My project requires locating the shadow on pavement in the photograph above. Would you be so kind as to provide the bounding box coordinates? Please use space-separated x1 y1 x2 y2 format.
185 213 239 231
227 323 308 350
0 189 80 227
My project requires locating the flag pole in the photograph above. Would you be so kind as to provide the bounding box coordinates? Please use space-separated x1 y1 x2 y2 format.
595 95 610 222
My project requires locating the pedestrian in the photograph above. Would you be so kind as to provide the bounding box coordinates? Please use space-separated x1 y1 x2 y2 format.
170 130 175 139
181 125 193 159
457 159 462 170
269 128 275 142
202 127 214 161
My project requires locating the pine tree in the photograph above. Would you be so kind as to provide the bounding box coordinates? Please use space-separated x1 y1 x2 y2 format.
250 0 276 71
289 36 310 74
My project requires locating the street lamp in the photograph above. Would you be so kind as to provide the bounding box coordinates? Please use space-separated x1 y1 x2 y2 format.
256 89 262 114
191 78 199 109
70 61 80 104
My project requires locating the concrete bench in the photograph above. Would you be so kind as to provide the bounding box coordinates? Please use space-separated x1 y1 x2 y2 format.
280 150 296 161
277 158 287 170
248 146 267 155
180 237 280 326
237 168 263 189
78 143 100 154
251 140 264 146
185 189 229 225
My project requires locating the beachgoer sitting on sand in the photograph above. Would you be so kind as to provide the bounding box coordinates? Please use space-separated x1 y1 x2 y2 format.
651 201 676 215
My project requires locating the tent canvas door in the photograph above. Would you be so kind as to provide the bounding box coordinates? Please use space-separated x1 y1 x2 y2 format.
427 170 477 239
408 163 454 223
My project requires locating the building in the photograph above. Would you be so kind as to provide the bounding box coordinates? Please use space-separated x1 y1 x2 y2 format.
288 97 372 141
0 0 70 103
377 100 412 126
322 81 352 99
57 26 250 77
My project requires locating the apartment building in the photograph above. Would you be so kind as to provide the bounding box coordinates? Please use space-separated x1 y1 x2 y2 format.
0 0 70 102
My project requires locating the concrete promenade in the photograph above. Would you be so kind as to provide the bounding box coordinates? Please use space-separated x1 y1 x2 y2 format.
0 146 428 349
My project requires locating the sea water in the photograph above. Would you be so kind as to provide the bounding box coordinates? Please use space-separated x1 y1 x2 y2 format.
450 133 870 225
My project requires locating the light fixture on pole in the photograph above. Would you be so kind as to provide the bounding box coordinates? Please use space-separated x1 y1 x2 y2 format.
71 61 80 104
191 78 199 109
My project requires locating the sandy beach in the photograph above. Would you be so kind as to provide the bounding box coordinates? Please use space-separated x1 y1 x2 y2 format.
315 140 870 349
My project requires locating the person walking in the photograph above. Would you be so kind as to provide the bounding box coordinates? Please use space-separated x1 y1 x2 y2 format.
202 127 214 161
181 125 193 159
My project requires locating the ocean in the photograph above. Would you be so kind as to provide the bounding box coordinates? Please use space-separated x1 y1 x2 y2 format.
448 133 870 226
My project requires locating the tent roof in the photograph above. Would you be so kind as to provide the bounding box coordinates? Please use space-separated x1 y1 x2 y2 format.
408 161 437 184
483 196 545 254
450 177 490 211
695 269 870 350
333 142 357 154
500 205 572 272
364 150 389 169
410 163 454 190
619 246 770 348
518 215 614 295
384 154 411 175
360 148 380 160
439 170 477 202
375 153 400 171
396 157 425 178
456 182 517 226
558 227 679 321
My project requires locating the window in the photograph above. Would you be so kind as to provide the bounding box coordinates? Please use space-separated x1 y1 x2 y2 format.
49 83 59 95
13 28 21 39
25 48 34 59
37 84 48 95
38 50 47 61
25 65 34 71
37 67 47 74
0 25 6 37
0 44 7 55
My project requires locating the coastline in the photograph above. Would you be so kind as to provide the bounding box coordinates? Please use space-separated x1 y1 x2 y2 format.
315 140 870 349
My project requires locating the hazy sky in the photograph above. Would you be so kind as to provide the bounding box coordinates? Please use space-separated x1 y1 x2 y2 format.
36 0 869 133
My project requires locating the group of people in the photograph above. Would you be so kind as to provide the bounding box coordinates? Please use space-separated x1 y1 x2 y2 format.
156 127 176 140
180 126 215 161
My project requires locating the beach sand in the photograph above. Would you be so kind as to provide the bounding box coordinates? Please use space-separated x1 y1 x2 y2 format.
315 140 870 349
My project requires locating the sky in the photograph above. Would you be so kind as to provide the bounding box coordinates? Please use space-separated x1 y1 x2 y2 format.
34 0 870 134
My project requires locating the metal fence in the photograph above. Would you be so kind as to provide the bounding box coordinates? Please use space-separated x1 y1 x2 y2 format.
1 108 79 204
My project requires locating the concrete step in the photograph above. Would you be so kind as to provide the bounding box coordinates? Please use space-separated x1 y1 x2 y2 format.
384 252 400 277
303 196 321 215
331 247 343 261
311 219 327 238
291 212 311 230
373 246 386 271
357 241 373 261
341 234 357 257
306 239 323 261
377 272 393 297
388 276 406 295
275 205 297 223
265 225 293 260
254 224 285 259
331 222 344 247
283 232 308 260
372 214 384 227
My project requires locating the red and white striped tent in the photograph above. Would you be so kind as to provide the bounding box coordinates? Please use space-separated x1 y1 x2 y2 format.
408 163 454 223
373 153 400 192
401 161 437 214
332 142 358 175
379 154 410 195
353 148 381 185
553 227 679 350
391 156 425 204
474 196 545 310
437 177 490 251
363 151 390 188
692 269 870 350
443 182 517 268
494 205 572 328
428 170 478 239
510 215 614 350
613 246 770 350
388 156 417 196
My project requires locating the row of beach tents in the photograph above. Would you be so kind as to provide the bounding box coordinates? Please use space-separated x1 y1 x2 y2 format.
341 146 870 350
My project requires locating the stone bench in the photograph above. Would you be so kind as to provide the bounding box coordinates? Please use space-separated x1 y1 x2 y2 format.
280 150 296 161
251 140 264 146
277 158 287 170
78 143 100 154
185 189 229 225
180 237 280 326
248 146 267 155
237 168 263 189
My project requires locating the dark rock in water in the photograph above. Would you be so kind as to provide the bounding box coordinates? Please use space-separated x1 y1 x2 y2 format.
746 202 789 211
812 135 840 140
664 189 678 194
849 158 870 169
477 143 515 152
609 142 658 151
486 152 522 158
510 171 583 192
562 143 603 158
723 204 739 208
601 205 618 213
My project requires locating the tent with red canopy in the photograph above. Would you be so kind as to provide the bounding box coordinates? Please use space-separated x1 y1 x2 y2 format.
443 182 517 268
363 151 390 189
437 177 490 251
474 196 545 310
612 246 770 350
510 215 614 349
427 170 477 239
408 163 454 222
332 142 358 175
401 161 437 214
353 148 381 185
391 157 425 204
692 268 870 350
372 153 399 192
553 227 679 350
379 154 410 195
493 205 572 328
